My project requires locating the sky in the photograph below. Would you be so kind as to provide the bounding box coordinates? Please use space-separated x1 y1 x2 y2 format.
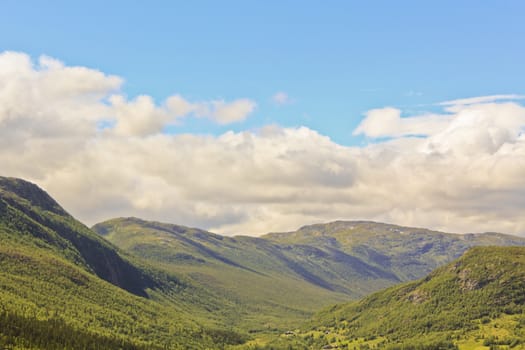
1 1 525 236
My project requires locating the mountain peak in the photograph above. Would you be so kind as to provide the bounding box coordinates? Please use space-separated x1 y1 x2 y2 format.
0 176 68 216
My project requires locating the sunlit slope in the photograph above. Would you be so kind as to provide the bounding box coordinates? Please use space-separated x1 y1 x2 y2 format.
308 246 525 349
250 246 525 350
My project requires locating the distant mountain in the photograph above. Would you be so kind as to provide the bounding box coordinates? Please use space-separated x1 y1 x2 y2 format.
265 221 525 280
93 217 525 332
0 177 245 349
299 246 525 350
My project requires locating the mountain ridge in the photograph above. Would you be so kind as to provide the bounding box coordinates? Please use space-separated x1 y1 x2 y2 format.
92 215 525 332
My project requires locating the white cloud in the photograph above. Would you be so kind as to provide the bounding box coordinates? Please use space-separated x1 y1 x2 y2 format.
422 102 525 155
2 51 525 237
0 52 256 139
209 99 256 124
111 95 171 136
165 94 195 117
439 94 525 106
272 92 292 105
353 107 453 138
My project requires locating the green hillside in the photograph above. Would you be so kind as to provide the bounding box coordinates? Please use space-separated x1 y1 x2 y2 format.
0 177 162 297
93 217 355 330
0 177 245 349
93 218 525 333
256 246 525 350
265 221 525 281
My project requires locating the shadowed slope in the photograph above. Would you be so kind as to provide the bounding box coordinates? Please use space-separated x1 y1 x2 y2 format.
0 177 159 296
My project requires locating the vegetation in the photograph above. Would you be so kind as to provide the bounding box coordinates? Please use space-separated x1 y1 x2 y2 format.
3 176 525 349
0 177 245 349
0 311 160 350
93 217 525 332
264 221 525 281
256 246 525 349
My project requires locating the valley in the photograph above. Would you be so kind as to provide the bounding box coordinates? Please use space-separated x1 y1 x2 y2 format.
1 177 525 349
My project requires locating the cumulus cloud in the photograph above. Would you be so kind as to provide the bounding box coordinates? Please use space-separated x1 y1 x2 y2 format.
209 99 256 124
165 94 195 117
0 52 256 139
111 95 172 136
353 107 453 138
423 102 525 155
0 52 120 140
2 51 525 236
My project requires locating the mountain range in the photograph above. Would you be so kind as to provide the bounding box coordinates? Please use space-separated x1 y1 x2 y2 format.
1 176 525 349
92 216 525 332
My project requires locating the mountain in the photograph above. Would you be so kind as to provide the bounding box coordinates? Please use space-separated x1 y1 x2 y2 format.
0 177 245 349
4 176 525 349
93 217 354 330
262 246 525 350
93 218 525 332
264 221 525 280
0 177 162 297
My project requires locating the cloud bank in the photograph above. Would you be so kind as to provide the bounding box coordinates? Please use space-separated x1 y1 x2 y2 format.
2 51 525 236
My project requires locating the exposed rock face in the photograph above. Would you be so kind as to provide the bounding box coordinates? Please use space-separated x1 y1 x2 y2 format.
407 288 429 304
458 268 480 291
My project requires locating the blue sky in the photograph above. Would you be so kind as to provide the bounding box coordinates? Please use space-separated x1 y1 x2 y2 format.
2 1 525 235
3 1 524 145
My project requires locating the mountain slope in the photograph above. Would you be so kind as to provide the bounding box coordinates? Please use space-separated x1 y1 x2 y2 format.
0 177 160 296
94 217 357 330
264 221 525 280
0 177 245 349
263 246 525 350
93 217 525 332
